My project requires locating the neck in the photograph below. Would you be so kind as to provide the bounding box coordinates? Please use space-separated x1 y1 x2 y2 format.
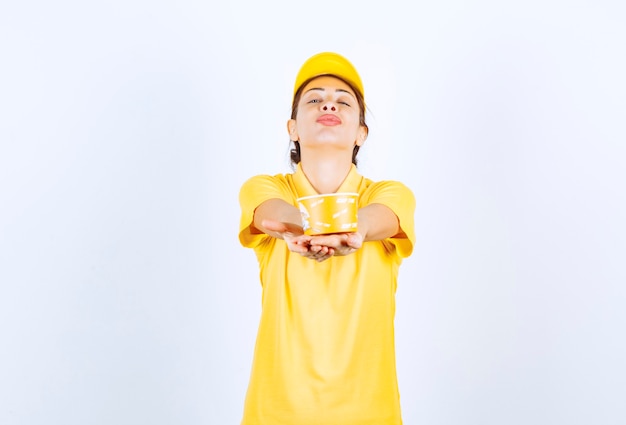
300 153 353 194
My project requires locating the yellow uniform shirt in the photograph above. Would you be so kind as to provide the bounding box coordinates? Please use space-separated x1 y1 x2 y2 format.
239 164 415 425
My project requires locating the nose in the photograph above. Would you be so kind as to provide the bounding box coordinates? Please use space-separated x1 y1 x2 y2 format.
322 101 336 112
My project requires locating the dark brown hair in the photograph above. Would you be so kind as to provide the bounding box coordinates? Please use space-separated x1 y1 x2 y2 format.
289 75 368 167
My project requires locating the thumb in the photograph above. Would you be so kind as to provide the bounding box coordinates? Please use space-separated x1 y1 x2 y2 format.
346 232 363 249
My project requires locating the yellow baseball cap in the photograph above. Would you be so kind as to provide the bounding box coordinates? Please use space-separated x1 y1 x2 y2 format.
293 52 364 101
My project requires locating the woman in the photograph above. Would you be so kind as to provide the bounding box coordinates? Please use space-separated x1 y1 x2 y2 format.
238 52 415 425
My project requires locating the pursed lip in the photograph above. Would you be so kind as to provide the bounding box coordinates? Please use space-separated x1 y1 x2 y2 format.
316 114 342 126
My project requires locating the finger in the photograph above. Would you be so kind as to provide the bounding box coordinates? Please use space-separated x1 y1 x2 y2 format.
315 246 329 256
316 251 334 262
291 235 313 246
309 244 328 254
316 247 334 261
290 244 309 254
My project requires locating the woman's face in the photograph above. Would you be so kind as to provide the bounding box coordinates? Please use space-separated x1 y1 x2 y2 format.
288 76 367 153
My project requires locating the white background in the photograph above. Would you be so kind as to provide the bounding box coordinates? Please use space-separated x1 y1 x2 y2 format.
1 1 625 424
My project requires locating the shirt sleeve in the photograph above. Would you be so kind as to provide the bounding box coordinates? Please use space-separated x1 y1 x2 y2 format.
362 181 416 259
238 174 291 248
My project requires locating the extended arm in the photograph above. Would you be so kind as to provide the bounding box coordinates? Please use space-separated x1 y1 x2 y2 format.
357 203 403 242
252 199 335 261
252 199 303 239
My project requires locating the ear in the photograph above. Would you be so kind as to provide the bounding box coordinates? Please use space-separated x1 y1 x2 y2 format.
356 125 368 146
287 119 299 141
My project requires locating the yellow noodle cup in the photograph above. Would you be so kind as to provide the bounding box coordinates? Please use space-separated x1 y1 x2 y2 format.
297 192 359 236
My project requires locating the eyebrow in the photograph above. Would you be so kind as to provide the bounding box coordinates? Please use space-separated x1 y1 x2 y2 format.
304 87 355 97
